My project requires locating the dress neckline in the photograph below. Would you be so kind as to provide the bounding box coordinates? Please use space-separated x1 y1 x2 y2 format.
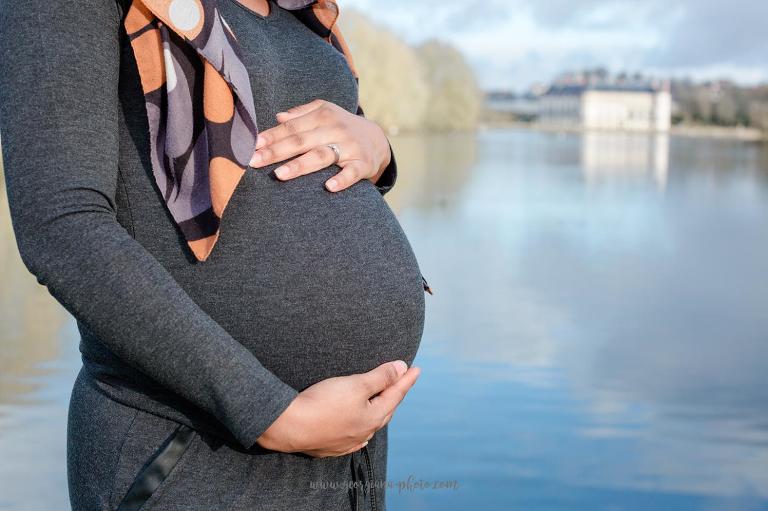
227 0 281 23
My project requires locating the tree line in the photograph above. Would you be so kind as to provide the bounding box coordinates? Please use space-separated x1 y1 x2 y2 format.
670 80 767 130
338 9 482 133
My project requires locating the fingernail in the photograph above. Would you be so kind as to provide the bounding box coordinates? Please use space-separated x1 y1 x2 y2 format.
276 111 287 117
326 178 338 191
393 360 407 375
274 165 288 179
255 136 267 150
250 152 263 166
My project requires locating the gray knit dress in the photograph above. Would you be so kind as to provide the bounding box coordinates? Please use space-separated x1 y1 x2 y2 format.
0 0 426 509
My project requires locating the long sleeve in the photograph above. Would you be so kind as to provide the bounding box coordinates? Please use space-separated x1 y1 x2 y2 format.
0 0 298 449
355 104 398 195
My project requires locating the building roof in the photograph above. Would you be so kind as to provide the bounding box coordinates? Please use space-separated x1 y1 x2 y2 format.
545 83 659 96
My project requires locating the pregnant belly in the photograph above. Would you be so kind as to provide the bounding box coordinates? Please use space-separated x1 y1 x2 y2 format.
187 165 425 391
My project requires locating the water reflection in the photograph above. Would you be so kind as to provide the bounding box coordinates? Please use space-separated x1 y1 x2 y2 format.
384 129 478 215
581 132 670 189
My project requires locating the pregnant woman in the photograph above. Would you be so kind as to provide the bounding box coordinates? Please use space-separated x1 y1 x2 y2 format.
0 0 427 509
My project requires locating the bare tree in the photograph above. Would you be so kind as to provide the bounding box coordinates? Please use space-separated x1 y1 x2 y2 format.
338 10 481 133
415 39 482 132
337 9 430 133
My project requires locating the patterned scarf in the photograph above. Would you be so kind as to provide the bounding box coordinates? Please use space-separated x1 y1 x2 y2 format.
123 0 359 261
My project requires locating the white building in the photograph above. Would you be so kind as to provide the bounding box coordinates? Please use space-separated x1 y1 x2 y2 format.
539 83 671 132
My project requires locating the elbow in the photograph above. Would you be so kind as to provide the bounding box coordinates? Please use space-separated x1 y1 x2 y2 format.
12 237 38 281
10 207 116 287
12 220 64 287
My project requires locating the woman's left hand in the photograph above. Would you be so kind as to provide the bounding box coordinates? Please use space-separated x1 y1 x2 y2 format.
248 99 392 192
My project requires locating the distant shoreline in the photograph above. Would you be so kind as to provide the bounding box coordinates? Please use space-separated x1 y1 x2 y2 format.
669 125 765 142
477 120 767 143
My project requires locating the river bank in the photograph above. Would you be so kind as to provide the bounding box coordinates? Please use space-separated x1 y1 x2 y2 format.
477 119 767 143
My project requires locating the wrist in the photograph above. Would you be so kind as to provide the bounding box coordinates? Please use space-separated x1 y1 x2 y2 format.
378 136 392 173
369 125 392 184
256 393 305 452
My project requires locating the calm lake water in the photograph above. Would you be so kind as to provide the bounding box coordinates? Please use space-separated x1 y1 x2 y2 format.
2 128 768 510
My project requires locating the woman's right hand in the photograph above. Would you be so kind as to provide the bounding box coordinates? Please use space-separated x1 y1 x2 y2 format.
255 360 420 457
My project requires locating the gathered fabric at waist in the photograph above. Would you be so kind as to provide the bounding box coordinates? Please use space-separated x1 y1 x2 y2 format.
78 334 251 449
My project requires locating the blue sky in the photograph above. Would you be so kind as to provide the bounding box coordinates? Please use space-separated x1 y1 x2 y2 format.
343 0 768 92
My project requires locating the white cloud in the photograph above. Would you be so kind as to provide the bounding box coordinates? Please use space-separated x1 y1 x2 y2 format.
341 0 768 90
